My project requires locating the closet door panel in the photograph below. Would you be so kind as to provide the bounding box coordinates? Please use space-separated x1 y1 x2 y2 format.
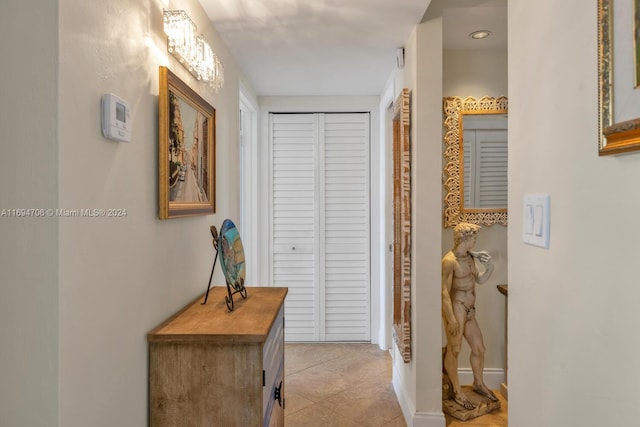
271 114 319 341
322 113 370 342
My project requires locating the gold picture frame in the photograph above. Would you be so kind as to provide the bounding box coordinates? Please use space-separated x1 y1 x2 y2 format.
636 0 640 87
599 0 640 154
159 66 216 219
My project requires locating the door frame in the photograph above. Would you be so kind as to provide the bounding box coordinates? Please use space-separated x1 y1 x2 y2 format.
239 84 259 284
379 83 396 350
259 96 382 344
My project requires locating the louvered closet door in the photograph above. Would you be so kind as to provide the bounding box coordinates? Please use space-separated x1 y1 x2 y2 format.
270 113 370 342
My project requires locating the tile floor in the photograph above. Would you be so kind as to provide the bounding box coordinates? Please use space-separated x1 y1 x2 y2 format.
285 343 405 427
284 343 507 427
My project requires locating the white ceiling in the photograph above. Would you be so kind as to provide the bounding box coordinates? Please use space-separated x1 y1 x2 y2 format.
199 0 507 96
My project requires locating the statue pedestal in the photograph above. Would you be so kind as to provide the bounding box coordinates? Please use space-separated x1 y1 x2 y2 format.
443 386 501 421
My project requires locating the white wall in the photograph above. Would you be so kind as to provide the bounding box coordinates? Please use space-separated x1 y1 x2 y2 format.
413 17 446 422
0 1 59 426
509 0 640 425
442 48 508 377
57 0 245 424
387 18 446 427
0 0 249 425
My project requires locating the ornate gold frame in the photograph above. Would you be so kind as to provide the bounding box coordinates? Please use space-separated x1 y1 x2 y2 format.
443 96 508 228
392 89 411 363
599 0 640 154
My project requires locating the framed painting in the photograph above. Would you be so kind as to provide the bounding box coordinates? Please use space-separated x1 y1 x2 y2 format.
599 0 640 154
159 66 216 218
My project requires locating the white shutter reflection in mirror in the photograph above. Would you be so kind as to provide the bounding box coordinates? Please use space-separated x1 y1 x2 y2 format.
477 130 507 208
462 114 508 209
463 136 474 207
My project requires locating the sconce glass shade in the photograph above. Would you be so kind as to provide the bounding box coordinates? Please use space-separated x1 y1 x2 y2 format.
163 10 197 68
163 10 224 91
195 35 224 92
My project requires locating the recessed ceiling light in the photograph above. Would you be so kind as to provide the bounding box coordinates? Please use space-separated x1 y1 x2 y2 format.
469 30 492 40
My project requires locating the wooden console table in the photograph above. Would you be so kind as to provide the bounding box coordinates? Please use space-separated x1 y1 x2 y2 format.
148 286 288 427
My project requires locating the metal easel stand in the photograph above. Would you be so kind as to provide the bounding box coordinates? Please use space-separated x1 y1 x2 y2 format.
224 278 247 312
202 226 219 306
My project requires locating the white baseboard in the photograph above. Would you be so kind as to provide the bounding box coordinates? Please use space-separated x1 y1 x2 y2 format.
500 382 508 400
391 367 414 426
457 368 504 390
391 362 503 427
411 411 447 427
392 364 446 427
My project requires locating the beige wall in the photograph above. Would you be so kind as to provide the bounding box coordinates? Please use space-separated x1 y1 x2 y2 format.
0 1 59 426
443 48 508 376
389 17 447 425
57 1 246 425
413 18 446 418
2 0 249 425
509 0 640 425
443 49 508 98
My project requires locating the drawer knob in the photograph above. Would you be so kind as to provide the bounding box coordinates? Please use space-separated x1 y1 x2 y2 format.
274 381 283 407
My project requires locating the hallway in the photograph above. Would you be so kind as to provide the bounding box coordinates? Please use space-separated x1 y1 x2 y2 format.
284 343 507 427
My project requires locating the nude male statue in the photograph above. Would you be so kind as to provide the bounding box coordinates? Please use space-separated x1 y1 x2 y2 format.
442 222 498 410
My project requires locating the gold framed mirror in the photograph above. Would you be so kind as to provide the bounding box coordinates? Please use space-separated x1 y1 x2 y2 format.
598 0 640 155
392 88 411 363
443 96 508 228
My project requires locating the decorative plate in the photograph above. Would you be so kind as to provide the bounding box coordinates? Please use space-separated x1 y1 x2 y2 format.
218 219 246 291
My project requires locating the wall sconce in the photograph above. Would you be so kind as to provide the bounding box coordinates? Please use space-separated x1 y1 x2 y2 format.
163 10 224 91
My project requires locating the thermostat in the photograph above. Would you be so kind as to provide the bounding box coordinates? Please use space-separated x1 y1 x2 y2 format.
101 93 131 142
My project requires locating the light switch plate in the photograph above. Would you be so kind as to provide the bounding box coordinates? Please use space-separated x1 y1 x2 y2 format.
523 194 550 248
